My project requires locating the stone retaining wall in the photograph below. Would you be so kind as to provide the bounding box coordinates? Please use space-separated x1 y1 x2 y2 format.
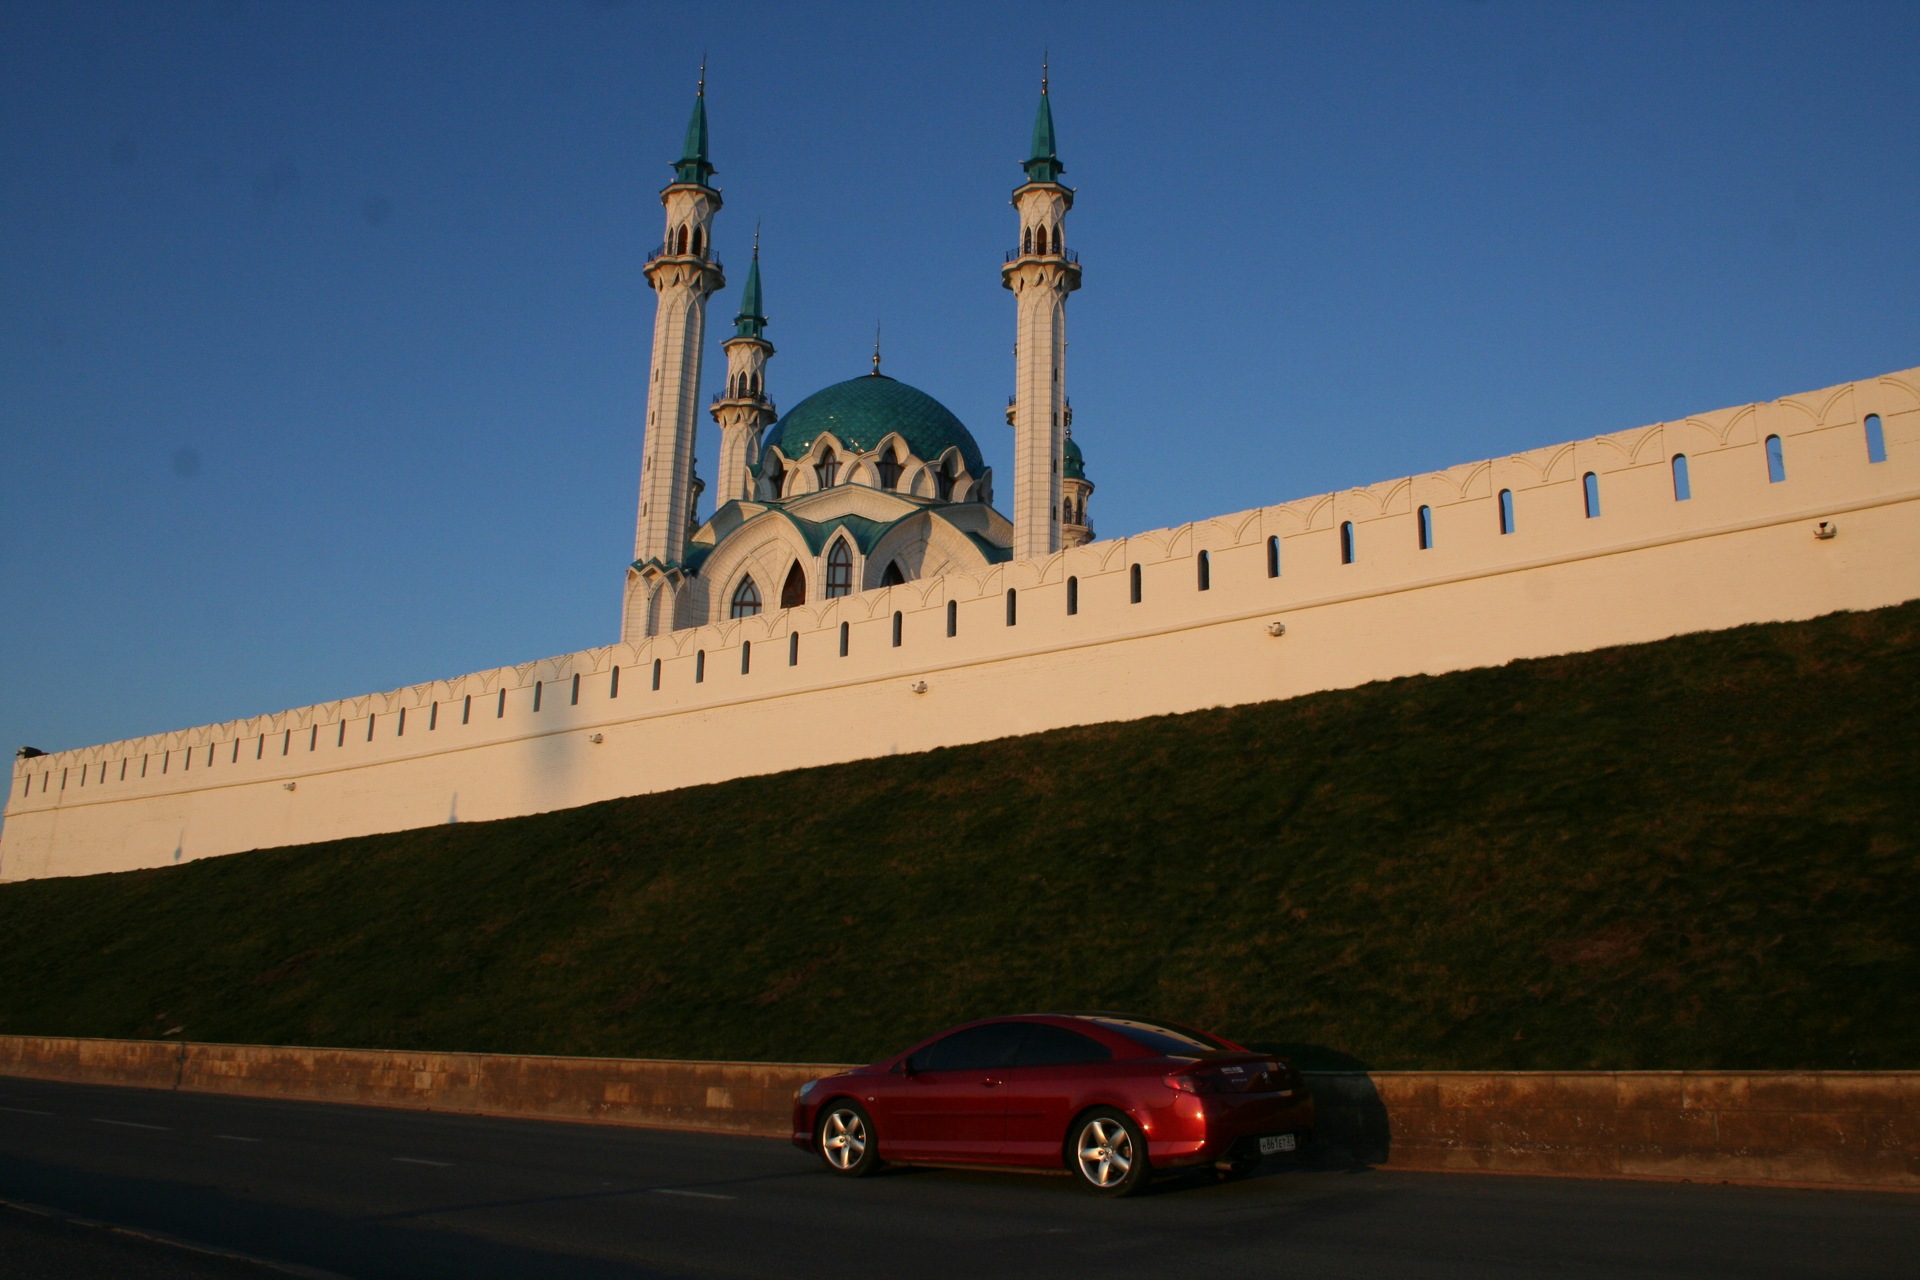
1309 1070 1919 1190
0 1036 827 1137
2 1037 1913 1191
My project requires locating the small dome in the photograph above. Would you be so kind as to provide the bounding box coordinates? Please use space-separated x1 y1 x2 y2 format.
1063 432 1087 481
762 374 985 477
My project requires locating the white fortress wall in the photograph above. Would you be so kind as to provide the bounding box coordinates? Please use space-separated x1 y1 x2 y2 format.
5 366 1917 881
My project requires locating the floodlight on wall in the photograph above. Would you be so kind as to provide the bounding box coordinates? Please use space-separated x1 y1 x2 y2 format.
1266 621 1288 637
282 782 296 791
588 733 604 744
1814 520 1838 540
908 680 929 694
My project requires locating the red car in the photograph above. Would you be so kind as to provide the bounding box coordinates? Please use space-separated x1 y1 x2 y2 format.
791 1013 1313 1196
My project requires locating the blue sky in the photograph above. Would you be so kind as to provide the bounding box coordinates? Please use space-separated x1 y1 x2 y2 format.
2 1 1916 780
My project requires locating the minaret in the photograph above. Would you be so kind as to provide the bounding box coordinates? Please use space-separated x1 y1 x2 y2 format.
711 230 775 506
1001 64 1081 561
632 73 726 586
1062 424 1095 547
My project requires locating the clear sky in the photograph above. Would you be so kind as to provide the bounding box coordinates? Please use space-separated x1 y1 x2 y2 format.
2 1 1916 784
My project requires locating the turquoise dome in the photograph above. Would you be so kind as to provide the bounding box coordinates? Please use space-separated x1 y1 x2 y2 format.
762 374 985 477
1063 432 1087 481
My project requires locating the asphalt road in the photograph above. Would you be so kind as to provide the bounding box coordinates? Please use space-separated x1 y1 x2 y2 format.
0 1076 1913 1279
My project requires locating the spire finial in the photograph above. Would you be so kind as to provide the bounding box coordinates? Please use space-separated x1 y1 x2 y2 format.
1022 58 1063 185
674 62 715 186
732 231 766 340
871 324 882 376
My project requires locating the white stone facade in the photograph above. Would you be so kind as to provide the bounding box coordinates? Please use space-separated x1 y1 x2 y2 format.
7 366 1916 881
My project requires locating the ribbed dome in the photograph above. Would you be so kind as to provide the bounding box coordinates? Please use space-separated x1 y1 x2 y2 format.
762 374 985 477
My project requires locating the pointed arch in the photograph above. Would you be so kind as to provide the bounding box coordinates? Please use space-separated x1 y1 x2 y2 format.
825 539 854 598
729 575 762 618
880 560 905 587
780 561 807 609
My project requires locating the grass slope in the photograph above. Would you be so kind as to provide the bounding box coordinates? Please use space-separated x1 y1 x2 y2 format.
3 604 1917 1070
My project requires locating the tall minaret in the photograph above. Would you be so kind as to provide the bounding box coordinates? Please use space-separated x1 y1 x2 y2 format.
1001 65 1081 561
711 230 775 506
633 74 726 578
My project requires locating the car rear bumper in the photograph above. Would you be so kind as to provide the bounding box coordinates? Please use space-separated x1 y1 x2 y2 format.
1147 1091 1316 1168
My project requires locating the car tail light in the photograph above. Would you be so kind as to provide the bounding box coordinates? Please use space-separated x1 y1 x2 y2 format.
1164 1069 1208 1094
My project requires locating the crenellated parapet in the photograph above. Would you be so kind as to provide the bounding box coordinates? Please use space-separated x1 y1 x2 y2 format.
8 365 1916 881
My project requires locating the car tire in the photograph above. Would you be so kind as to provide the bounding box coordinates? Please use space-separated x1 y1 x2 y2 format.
1068 1108 1150 1197
816 1100 881 1177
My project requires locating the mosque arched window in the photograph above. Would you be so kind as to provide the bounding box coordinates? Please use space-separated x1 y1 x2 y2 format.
936 459 956 502
1865 414 1887 464
1498 489 1516 535
1066 575 1079 615
1196 550 1211 591
825 540 853 598
880 560 905 587
781 562 807 608
1765 435 1786 483
947 599 958 636
1672 455 1691 501
1023 226 1032 254
730 576 762 618
1583 472 1601 519
691 226 703 257
676 225 688 254
1267 535 1281 578
816 448 840 489
764 457 785 499
1036 224 1048 254
1340 521 1356 564
877 450 902 490
1418 505 1434 549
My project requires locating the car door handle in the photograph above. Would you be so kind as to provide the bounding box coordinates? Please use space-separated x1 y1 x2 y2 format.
980 1078 1003 1088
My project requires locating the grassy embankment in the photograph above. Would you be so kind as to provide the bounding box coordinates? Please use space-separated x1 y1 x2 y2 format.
2 603 1916 1070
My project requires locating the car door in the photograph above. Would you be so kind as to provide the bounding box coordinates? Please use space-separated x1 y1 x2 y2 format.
998 1022 1115 1165
881 1022 1025 1162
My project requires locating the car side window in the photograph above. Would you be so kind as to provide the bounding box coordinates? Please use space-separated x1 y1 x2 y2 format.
909 1022 1026 1073
1013 1024 1112 1067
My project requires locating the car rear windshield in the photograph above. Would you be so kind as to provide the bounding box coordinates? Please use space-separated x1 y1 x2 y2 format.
1086 1018 1233 1058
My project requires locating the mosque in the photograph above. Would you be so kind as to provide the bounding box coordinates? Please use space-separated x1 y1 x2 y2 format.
5 73 1913 882
621 76 1093 640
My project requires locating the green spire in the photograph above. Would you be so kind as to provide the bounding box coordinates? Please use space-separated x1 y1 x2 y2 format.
1022 60 1063 185
673 66 715 187
732 229 766 339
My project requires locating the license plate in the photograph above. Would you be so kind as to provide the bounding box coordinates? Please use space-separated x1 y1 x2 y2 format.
1258 1134 1296 1155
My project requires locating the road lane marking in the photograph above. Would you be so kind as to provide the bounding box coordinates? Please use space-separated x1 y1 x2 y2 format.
651 1188 735 1201
0 1194 355 1280
214 1134 262 1142
93 1118 170 1130
0 1106 53 1116
392 1157 454 1167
